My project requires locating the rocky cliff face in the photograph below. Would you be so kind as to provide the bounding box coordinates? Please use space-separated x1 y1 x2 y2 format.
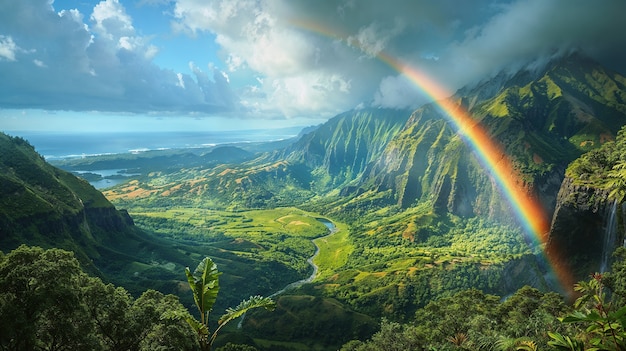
359 105 505 218
547 177 613 279
546 113 626 282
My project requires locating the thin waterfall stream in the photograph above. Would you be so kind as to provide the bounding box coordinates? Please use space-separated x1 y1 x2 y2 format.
237 218 337 329
600 199 619 273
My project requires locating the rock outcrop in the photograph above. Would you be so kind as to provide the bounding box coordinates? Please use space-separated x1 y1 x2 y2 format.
547 176 618 281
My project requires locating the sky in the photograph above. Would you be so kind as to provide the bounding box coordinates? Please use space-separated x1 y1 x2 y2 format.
1 0 625 133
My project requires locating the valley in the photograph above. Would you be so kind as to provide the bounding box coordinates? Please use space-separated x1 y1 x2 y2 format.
4 53 626 350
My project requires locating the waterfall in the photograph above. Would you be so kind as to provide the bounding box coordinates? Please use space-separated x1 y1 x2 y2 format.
600 199 619 273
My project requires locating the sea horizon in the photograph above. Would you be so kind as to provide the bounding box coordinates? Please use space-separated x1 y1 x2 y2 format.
7 128 304 160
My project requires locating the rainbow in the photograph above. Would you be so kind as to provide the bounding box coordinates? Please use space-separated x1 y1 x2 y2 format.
290 19 575 292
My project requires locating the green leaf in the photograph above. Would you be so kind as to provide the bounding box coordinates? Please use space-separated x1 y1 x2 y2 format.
218 295 276 326
547 332 584 351
610 304 626 328
186 257 221 317
562 311 602 323
185 316 208 336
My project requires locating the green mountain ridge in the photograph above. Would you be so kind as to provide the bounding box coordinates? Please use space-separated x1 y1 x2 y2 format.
348 54 626 225
275 108 412 191
0 133 128 265
0 134 303 312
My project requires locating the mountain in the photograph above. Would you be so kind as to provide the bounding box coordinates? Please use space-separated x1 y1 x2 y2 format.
547 125 626 281
104 108 412 209
6 53 626 349
0 135 241 302
0 133 135 267
52 144 255 174
274 108 412 191
342 53 626 225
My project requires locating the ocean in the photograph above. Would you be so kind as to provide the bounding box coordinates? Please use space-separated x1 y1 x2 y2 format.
10 129 303 160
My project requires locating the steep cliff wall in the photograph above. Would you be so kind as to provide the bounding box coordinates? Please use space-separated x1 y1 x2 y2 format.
547 176 620 281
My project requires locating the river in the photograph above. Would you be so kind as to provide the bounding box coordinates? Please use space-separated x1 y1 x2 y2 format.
268 218 336 297
238 218 337 328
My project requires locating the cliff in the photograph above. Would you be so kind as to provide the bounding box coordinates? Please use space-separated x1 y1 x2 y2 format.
547 177 614 279
0 132 139 275
547 124 626 281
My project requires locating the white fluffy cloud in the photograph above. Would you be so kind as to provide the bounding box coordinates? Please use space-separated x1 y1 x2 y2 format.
0 35 18 61
0 0 237 114
172 0 365 118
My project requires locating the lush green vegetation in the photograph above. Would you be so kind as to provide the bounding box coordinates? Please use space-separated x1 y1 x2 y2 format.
340 249 626 351
567 125 626 198
7 244 626 351
0 245 280 351
182 256 275 350
126 207 331 277
0 245 199 350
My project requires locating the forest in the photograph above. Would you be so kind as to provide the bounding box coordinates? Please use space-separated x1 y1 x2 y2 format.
4 244 626 351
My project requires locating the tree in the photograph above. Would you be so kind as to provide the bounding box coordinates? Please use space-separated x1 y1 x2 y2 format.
0 245 199 351
548 273 626 351
0 245 99 350
339 319 425 351
184 257 276 351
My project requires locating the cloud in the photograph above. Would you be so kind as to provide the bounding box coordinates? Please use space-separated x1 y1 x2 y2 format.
368 0 626 108
0 0 237 114
1 0 625 121
373 75 422 109
422 0 626 91
170 0 516 115
172 0 379 118
91 0 135 40
0 35 18 61
347 19 406 58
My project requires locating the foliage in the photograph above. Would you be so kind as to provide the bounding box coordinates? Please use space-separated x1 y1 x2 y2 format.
339 319 425 351
183 257 276 351
242 295 378 350
340 250 626 351
339 285 572 351
567 125 626 196
0 245 198 351
549 273 626 351
550 248 626 350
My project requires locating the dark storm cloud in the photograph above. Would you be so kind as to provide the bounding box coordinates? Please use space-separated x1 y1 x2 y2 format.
429 0 626 89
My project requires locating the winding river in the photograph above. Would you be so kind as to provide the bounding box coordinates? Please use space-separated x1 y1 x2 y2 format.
268 218 336 297
238 218 337 328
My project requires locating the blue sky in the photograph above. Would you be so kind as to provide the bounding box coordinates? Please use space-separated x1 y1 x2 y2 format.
1 0 625 133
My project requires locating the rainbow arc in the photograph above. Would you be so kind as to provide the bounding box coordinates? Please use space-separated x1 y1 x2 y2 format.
290 19 575 292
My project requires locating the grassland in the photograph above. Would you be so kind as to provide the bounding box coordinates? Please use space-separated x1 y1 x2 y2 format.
125 206 351 284
130 207 330 239
313 221 353 280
